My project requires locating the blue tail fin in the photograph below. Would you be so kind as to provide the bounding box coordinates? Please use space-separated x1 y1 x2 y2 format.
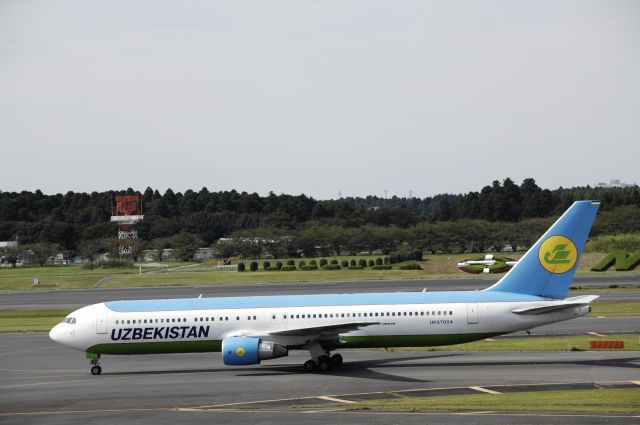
485 200 600 299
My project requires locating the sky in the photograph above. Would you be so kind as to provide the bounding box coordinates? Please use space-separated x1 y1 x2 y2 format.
1 0 638 199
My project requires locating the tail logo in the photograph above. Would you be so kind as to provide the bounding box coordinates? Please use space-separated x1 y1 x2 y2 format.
538 235 578 274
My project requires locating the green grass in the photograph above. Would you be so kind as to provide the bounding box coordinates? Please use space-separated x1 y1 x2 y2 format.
2 251 639 292
0 309 71 332
589 300 640 316
391 334 640 352
103 269 426 288
350 388 640 414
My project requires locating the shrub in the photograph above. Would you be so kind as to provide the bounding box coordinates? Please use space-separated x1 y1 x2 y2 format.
302 265 318 271
389 249 423 264
341 260 349 268
319 259 328 267
274 261 283 270
368 259 375 267
398 263 422 270
330 259 338 265
323 264 341 270
299 260 306 268
383 257 390 265
281 265 296 271
371 265 392 270
263 261 271 271
358 259 367 268
348 266 364 270
350 259 357 266
250 261 258 272
375 258 383 266
286 259 295 266
309 259 317 266
237 262 245 272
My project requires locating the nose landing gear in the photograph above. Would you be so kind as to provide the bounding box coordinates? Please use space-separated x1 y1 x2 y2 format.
90 359 102 375
87 353 102 375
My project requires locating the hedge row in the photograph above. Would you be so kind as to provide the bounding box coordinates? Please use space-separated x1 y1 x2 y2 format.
236 256 408 272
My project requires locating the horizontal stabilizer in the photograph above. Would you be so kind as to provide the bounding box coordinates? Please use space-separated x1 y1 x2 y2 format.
512 295 599 315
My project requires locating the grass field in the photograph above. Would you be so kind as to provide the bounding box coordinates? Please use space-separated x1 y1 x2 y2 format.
390 334 640 352
589 300 640 316
0 309 72 332
1 250 638 292
349 388 640 414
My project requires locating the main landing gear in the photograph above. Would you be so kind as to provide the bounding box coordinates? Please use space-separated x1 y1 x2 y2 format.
303 353 343 373
90 359 102 375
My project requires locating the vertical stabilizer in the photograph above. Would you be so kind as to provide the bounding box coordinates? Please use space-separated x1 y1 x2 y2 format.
485 200 600 299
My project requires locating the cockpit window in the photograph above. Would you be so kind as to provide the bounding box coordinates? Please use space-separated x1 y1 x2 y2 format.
62 317 76 325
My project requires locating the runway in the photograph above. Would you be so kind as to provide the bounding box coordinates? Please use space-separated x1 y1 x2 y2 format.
1 333 639 425
2 274 639 310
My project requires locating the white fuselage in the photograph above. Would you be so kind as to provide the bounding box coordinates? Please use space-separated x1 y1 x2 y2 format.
50 296 591 354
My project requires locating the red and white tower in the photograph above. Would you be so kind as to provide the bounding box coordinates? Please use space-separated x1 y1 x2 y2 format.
110 195 144 259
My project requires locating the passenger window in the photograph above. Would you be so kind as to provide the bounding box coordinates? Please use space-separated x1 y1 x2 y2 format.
225 317 228 321
253 316 256 320
450 311 453 315
172 318 176 323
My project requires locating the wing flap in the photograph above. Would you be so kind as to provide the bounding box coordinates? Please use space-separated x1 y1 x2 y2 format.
269 321 379 336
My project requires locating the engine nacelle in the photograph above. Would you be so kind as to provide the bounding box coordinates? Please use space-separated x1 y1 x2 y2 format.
222 336 288 366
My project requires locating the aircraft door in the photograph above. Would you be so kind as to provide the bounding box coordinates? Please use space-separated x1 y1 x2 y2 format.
96 314 108 334
467 303 479 324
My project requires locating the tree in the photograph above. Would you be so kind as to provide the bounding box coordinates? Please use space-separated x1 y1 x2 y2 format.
0 246 22 267
170 232 203 261
78 239 101 263
28 242 58 267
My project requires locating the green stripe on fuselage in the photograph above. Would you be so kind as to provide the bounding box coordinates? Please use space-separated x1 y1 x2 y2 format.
87 333 497 355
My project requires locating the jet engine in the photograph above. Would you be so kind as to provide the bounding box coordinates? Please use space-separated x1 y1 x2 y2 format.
222 336 288 365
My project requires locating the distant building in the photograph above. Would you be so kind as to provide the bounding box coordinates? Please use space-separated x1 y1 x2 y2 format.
0 241 18 249
596 179 637 188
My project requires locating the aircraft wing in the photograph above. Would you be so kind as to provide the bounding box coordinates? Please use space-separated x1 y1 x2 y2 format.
511 295 599 315
268 321 380 337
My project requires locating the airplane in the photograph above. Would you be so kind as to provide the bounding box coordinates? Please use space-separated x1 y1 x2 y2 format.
49 200 601 375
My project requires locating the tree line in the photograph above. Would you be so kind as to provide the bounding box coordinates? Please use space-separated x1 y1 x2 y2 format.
0 178 638 262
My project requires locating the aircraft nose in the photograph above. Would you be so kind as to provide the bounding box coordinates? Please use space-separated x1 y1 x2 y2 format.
49 323 75 345
49 324 62 343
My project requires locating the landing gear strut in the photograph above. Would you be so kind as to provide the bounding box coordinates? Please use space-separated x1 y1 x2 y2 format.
90 359 102 375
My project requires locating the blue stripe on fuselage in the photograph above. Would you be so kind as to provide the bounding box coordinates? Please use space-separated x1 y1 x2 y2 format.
105 291 545 313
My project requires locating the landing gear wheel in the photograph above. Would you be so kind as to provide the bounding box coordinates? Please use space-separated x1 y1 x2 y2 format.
330 353 343 367
317 356 331 372
303 359 317 373
90 365 102 375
